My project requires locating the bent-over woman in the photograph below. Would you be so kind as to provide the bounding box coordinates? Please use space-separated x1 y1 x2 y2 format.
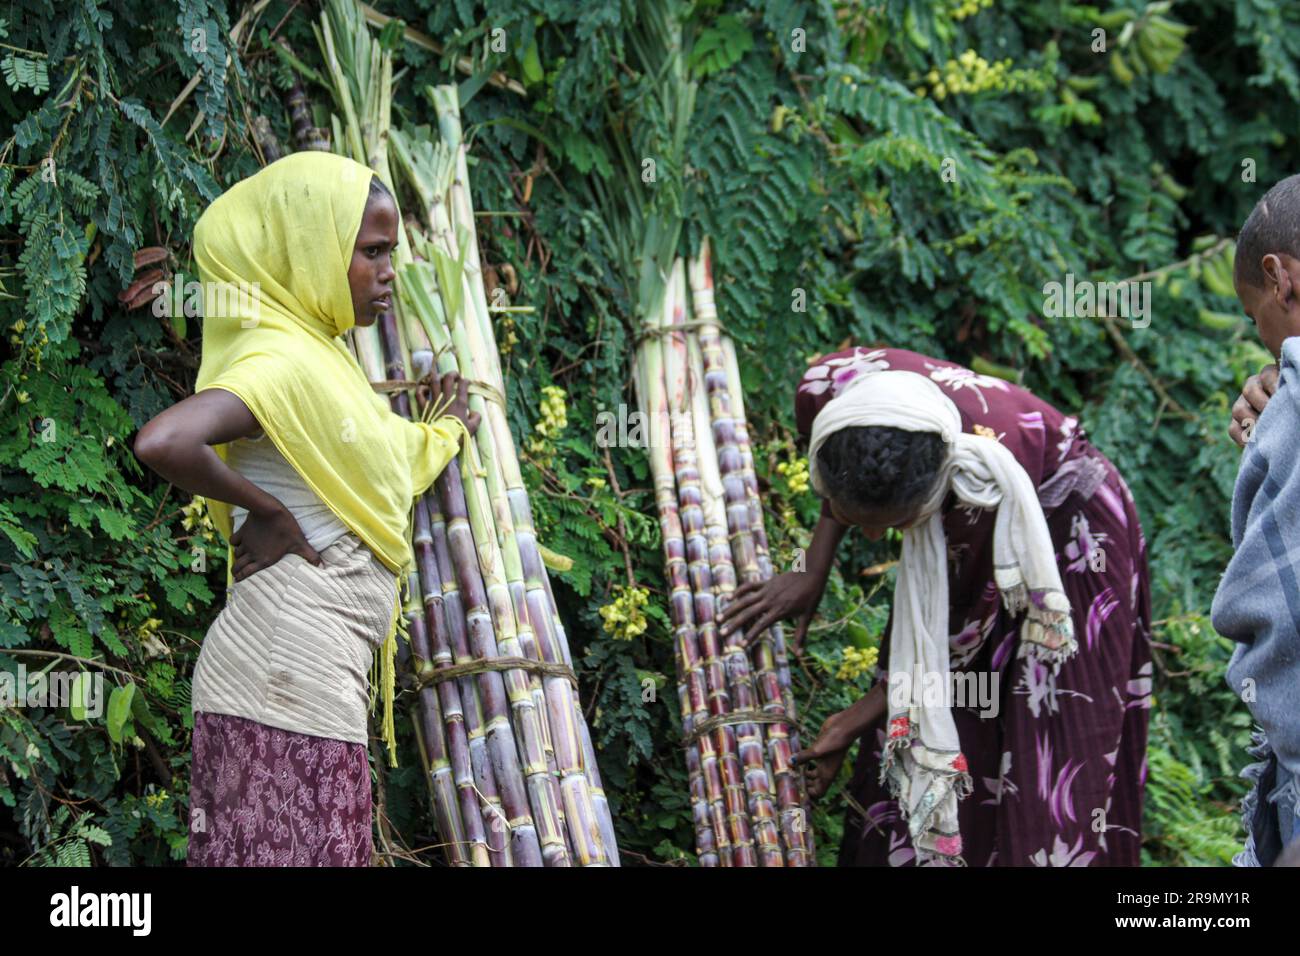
719 346 1152 866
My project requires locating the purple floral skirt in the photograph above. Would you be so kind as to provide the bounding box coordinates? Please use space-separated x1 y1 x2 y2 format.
186 711 373 867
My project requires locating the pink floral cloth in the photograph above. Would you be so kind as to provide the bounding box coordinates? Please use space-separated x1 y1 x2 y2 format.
797 347 1152 866
186 711 373 867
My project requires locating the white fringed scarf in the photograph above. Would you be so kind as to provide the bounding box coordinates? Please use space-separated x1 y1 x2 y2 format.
807 370 1076 864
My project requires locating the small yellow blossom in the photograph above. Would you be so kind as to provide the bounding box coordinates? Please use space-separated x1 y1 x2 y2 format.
836 645 879 681
776 456 810 495
598 585 651 641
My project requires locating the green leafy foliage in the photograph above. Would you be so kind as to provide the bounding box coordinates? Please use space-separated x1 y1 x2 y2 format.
0 0 1283 866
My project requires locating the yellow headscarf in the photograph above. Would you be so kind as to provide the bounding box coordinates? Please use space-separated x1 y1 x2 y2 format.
192 151 468 765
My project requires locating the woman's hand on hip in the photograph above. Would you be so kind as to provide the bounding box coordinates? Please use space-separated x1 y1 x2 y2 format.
229 500 322 582
717 570 825 652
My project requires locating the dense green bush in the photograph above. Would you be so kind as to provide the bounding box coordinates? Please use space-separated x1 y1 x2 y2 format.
2 0 1290 865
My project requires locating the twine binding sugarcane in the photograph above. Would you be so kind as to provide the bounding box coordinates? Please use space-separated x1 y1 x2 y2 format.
370 376 509 410
680 709 804 746
632 317 734 346
411 655 580 690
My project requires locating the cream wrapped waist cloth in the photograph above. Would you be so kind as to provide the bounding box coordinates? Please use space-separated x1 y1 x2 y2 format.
191 531 397 744
192 427 397 743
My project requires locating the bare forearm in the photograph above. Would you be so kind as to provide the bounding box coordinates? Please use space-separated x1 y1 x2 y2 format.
845 681 887 736
808 499 850 578
136 438 281 517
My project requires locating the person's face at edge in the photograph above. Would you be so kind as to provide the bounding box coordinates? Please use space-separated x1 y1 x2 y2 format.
826 495 926 541
1237 252 1300 361
347 191 399 329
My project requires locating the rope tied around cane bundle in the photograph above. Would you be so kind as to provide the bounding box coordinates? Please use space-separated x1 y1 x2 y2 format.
680 708 803 747
632 316 733 348
369 375 507 413
410 654 580 691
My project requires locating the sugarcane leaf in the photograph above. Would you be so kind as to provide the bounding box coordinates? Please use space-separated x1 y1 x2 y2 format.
457 61 496 107
269 40 326 88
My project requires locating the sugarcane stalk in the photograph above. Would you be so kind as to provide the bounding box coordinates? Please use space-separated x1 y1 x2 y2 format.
665 261 784 865
404 255 576 866
651 268 760 865
424 486 513 866
633 347 726 865
428 85 614 864
686 242 811 863
377 290 493 866
400 90 611 864
431 82 613 858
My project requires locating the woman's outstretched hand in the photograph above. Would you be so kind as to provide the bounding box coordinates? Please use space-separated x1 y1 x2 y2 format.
717 570 827 652
792 683 886 800
417 370 481 437
230 501 322 582
792 710 860 800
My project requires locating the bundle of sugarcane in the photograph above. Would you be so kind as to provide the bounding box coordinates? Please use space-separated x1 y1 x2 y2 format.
632 248 812 866
309 0 617 866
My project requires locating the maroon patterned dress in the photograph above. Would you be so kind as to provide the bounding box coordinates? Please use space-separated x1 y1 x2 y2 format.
796 347 1152 866
186 712 373 867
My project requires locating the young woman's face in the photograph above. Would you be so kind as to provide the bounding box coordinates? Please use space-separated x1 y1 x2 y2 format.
347 191 399 328
827 495 926 541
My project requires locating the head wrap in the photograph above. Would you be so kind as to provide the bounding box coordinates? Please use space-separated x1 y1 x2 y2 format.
192 151 468 764
808 370 1075 864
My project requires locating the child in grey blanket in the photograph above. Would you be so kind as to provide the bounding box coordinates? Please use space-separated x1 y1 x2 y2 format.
1215 172 1300 866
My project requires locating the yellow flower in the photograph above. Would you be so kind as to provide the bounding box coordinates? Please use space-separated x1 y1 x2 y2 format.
836 645 879 681
599 585 651 641
778 456 811 495
534 385 568 440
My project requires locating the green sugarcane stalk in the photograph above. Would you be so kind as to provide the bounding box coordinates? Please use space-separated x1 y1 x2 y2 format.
633 347 726 865
428 85 615 863
664 261 783 865
314 0 386 381
651 266 758 865
421 232 574 868
405 255 572 866
401 259 540 864
686 242 812 863
398 103 612 865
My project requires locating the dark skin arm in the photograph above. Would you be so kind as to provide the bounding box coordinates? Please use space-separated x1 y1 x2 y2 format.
134 371 481 583
718 498 891 801
415 370 482 436
717 498 849 651
793 681 887 799
132 388 323 581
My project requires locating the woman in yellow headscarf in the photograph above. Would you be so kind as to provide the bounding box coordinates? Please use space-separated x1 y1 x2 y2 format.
133 151 475 866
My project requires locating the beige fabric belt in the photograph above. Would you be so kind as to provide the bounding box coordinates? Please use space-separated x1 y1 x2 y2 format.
191 532 397 744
